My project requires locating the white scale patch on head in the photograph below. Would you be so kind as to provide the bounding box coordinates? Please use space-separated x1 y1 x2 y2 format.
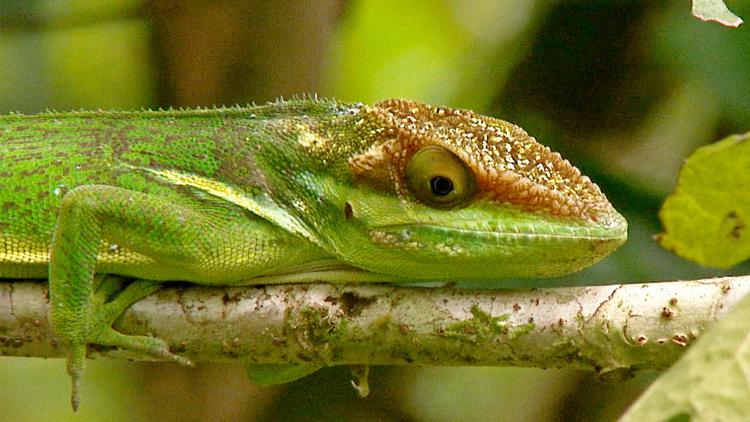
348 141 388 173
296 124 330 152
369 229 462 256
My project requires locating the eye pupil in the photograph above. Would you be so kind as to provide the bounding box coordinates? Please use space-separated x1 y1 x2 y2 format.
430 176 454 196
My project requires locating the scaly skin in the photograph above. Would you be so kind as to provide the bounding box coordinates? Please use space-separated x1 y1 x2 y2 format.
0 98 627 409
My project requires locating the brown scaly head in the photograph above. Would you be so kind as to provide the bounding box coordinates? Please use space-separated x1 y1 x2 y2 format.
308 98 627 279
349 98 621 226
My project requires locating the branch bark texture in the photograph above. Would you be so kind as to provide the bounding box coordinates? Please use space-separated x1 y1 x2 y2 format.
1 277 747 374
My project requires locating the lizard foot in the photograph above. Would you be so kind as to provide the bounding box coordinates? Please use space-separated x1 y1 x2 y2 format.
64 277 194 411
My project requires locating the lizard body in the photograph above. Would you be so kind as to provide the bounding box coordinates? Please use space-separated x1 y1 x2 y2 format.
0 98 626 408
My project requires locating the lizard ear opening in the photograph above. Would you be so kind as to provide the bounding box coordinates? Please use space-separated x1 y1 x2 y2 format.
405 145 476 209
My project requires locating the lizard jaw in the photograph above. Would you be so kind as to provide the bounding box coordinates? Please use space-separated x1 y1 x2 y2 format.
358 212 627 280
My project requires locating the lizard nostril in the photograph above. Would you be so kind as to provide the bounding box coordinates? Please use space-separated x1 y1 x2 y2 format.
344 202 354 220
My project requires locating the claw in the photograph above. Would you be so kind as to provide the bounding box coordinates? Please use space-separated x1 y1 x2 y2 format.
350 365 370 398
65 342 87 412
150 341 194 367
158 346 194 367
172 354 195 367
71 375 80 412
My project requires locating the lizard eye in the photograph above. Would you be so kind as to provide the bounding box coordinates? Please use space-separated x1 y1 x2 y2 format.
405 145 476 208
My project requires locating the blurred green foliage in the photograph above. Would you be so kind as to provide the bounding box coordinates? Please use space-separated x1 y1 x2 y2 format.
1 0 748 420
0 0 150 111
325 0 535 111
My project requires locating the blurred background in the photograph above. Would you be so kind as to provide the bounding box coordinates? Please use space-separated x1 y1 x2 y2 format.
1 0 749 420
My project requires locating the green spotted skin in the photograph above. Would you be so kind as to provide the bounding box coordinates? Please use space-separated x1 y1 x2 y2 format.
0 98 627 409
0 103 340 281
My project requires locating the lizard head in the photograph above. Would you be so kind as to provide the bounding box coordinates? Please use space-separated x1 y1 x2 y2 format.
289 98 627 280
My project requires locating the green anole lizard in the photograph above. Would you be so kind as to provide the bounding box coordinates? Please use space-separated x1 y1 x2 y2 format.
0 98 627 409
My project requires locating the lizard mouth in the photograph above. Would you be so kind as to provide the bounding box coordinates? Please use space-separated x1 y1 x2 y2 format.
365 211 628 269
372 215 628 242
360 216 627 279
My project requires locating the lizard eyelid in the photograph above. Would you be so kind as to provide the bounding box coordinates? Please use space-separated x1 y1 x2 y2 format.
404 145 476 209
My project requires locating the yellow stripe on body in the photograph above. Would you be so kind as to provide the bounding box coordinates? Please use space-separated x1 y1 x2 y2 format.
0 235 49 265
124 165 320 246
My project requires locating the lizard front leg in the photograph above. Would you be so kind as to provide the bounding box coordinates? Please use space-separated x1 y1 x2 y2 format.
49 184 245 410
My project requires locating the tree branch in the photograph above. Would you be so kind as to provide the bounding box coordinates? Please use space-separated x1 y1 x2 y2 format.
1 277 747 374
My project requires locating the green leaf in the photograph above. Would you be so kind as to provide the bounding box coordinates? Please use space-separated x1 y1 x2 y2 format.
620 290 750 420
658 132 750 268
692 0 744 27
